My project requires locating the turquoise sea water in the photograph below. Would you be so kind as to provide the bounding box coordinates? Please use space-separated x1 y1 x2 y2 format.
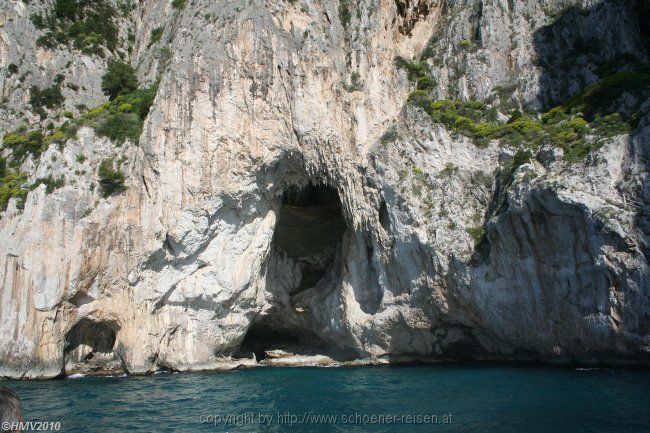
3 364 650 432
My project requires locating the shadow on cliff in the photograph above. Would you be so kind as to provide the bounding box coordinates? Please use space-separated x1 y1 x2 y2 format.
531 0 650 261
468 0 650 265
532 0 648 109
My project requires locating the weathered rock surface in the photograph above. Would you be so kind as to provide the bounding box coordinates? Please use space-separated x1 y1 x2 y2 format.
0 0 648 378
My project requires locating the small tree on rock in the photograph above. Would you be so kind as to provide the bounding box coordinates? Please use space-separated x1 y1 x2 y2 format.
101 61 138 100
98 158 126 197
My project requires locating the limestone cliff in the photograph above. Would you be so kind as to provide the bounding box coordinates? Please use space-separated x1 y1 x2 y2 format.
0 0 648 378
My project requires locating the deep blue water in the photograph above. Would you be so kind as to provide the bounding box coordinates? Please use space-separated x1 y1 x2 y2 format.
3 364 650 432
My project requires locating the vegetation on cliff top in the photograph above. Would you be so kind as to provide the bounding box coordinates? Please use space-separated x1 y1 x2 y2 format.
31 0 121 56
4 80 156 165
407 69 649 162
1 69 157 211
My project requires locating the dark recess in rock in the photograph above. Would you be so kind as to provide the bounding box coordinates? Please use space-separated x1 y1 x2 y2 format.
395 0 431 36
63 319 121 375
239 319 328 361
273 183 347 293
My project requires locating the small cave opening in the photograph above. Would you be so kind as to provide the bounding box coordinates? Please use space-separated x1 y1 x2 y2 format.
63 319 122 375
238 319 329 361
273 183 347 293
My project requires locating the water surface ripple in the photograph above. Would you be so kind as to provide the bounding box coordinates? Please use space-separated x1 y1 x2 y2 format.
3 365 649 432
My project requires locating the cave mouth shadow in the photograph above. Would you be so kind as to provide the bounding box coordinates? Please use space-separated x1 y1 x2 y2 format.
232 182 355 362
63 318 122 375
238 318 330 361
272 182 347 294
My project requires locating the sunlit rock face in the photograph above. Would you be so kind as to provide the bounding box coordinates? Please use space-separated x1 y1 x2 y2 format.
0 0 648 378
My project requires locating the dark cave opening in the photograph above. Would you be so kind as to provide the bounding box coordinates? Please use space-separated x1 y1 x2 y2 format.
236 183 349 362
64 319 117 357
63 319 120 374
239 320 328 361
273 183 347 293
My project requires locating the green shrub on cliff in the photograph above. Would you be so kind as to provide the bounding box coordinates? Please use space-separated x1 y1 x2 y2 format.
380 125 399 145
95 113 143 145
338 0 351 27
395 57 435 91
93 84 158 144
395 57 428 82
0 172 29 211
102 61 139 100
563 71 650 121
149 27 164 48
465 226 485 245
505 149 533 171
406 69 647 161
32 0 119 55
29 84 65 117
2 128 45 165
171 0 186 10
31 175 65 194
3 81 157 172
98 158 126 197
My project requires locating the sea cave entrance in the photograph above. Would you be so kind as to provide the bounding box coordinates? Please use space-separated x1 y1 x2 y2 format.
63 318 122 375
239 319 328 361
238 182 348 361
272 182 347 293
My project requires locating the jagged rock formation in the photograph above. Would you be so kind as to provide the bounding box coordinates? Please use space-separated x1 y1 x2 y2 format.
0 0 648 378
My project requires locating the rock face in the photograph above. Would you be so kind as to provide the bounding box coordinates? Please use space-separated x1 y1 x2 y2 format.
0 0 648 378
